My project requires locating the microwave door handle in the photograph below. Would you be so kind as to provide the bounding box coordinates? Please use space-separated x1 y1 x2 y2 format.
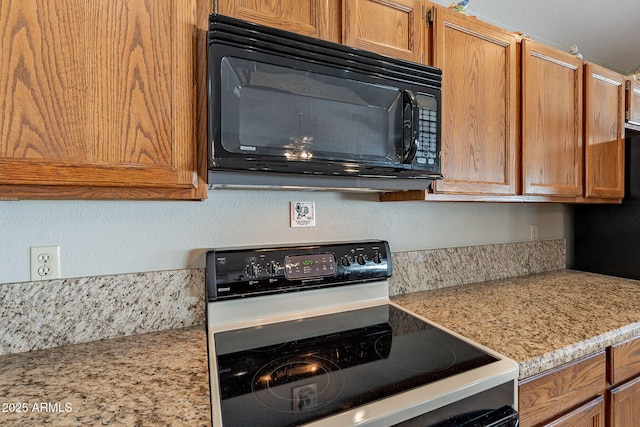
402 90 419 163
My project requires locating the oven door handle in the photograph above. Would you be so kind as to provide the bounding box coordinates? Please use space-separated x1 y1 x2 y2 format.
402 89 419 164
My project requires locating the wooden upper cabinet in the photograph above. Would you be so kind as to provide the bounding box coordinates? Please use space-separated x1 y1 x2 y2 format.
627 79 640 126
584 63 625 199
0 0 208 200
217 0 340 42
430 5 518 195
342 0 423 63
522 39 583 197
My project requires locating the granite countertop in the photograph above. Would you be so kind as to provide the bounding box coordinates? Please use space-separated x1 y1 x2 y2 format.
0 326 210 427
2 269 639 426
391 270 640 380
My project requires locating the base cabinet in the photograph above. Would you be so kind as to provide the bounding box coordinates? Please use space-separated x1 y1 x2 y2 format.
543 396 604 427
607 336 640 427
518 351 606 427
520 336 640 427
608 376 640 427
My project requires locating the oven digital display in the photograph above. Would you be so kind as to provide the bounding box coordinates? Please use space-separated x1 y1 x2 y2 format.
285 253 336 280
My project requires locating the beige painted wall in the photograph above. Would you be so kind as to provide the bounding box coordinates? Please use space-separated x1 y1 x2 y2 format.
0 189 569 284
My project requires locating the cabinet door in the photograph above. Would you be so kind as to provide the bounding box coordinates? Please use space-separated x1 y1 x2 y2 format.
522 39 583 197
343 0 423 63
609 375 640 427
608 336 640 386
628 80 640 126
584 63 625 199
543 396 604 427
0 0 207 200
217 0 339 42
431 5 518 195
518 351 606 427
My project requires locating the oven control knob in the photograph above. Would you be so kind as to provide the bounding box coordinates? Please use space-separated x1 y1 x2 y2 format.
357 254 367 265
372 253 382 264
341 257 351 267
246 262 260 277
267 262 281 275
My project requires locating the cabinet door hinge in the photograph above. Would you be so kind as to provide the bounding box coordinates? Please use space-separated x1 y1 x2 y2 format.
426 7 434 25
212 0 218 14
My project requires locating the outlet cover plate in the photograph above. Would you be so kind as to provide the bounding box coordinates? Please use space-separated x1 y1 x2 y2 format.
30 246 60 281
290 202 316 227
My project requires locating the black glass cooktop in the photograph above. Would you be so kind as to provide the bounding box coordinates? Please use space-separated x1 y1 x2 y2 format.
213 305 498 427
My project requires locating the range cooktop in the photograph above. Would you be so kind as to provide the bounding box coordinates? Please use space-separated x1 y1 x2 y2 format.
214 304 498 427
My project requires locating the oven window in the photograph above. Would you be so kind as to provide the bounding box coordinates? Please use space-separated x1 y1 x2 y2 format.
213 305 498 427
219 57 403 163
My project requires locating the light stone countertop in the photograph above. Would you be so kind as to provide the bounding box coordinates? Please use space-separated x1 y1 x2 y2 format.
391 270 640 380
2 269 639 426
0 326 210 427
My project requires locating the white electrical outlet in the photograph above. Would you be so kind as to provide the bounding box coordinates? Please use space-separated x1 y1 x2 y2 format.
530 225 539 241
30 246 60 280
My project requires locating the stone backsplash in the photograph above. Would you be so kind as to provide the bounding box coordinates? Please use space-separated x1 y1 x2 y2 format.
1 269 205 355
1 239 565 355
389 239 566 295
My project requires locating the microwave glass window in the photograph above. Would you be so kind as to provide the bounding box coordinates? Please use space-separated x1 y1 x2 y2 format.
219 57 403 164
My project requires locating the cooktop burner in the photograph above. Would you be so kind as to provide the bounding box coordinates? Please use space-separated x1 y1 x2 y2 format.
213 305 497 427
252 355 345 414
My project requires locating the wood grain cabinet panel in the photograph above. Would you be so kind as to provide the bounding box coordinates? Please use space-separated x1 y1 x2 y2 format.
342 0 423 63
0 0 208 200
608 375 640 427
518 351 606 427
543 396 604 427
584 63 625 199
217 0 339 42
430 5 518 195
522 39 584 197
627 80 640 126
608 336 640 388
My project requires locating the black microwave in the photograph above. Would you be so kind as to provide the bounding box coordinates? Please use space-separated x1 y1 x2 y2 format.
207 14 443 191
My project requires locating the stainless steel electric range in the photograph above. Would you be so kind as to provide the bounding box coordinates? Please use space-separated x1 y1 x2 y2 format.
205 241 519 426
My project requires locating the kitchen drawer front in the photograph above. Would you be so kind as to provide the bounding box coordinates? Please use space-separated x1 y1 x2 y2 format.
518 351 606 427
542 395 604 427
608 335 640 385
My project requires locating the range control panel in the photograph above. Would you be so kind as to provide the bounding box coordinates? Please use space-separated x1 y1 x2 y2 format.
206 241 391 301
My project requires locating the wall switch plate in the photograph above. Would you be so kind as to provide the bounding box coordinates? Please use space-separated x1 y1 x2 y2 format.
290 202 316 227
30 246 60 280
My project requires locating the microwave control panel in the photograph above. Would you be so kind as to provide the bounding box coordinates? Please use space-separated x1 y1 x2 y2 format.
415 94 439 167
206 241 391 301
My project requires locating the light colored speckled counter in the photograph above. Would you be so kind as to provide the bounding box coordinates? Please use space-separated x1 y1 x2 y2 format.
0 326 210 427
391 270 640 380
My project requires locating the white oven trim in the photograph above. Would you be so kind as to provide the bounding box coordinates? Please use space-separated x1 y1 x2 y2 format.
207 281 390 332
